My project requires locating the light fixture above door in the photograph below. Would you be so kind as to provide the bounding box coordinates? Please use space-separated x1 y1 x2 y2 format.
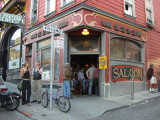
82 29 89 35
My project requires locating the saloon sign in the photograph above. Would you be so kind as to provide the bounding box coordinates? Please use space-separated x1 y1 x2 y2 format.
111 65 143 82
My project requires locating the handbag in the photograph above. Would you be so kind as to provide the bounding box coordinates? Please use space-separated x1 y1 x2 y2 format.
17 79 23 91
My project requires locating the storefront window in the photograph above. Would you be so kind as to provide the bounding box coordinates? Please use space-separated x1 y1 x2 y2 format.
110 39 125 59
41 48 51 71
110 38 141 62
70 36 100 53
9 29 21 69
37 39 61 80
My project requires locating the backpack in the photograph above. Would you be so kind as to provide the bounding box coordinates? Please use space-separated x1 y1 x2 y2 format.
33 68 42 80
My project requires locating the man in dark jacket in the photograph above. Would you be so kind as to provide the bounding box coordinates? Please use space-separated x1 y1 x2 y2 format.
147 64 154 93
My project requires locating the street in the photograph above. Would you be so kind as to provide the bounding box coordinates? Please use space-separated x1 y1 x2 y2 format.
0 109 31 120
90 96 160 120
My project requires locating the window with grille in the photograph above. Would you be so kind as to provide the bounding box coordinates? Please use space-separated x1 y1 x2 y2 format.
124 0 135 17
146 0 154 25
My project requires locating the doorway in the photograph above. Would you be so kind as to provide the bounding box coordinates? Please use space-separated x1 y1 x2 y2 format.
70 54 99 95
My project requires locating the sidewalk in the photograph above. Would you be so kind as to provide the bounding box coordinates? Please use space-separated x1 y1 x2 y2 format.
5 82 160 120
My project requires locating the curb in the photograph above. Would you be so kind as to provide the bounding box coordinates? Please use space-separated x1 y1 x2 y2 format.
101 95 160 115
17 109 33 118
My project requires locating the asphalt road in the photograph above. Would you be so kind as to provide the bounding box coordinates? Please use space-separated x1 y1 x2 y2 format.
0 108 31 120
91 96 160 120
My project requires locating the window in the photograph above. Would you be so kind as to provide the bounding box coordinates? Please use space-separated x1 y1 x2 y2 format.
69 36 100 53
37 39 61 80
124 0 135 17
31 0 38 23
45 0 56 15
9 29 21 69
110 38 141 62
61 0 74 7
146 0 154 24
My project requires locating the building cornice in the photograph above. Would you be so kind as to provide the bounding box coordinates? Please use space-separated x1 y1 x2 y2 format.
25 3 148 35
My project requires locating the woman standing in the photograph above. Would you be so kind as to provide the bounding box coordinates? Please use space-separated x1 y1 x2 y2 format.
147 64 154 93
20 62 31 106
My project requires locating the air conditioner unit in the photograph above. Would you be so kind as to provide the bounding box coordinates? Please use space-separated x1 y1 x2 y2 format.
146 18 153 28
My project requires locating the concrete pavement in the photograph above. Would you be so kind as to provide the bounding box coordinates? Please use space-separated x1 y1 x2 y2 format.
5 82 160 120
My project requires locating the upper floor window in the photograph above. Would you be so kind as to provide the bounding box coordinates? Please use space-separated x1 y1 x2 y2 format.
45 0 56 15
31 0 38 23
124 0 135 17
146 0 154 25
61 0 74 7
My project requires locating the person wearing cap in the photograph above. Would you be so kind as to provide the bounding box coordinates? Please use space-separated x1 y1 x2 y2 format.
63 63 72 99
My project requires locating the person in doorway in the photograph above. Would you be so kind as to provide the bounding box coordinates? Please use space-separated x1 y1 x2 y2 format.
157 65 160 93
86 64 95 95
147 64 154 93
31 62 43 104
78 68 86 92
20 62 32 106
63 63 72 99
93 65 99 95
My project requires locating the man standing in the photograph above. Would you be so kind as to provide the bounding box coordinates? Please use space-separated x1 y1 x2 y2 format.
31 62 43 104
86 64 95 95
147 64 154 93
93 65 99 95
63 63 72 99
157 65 160 93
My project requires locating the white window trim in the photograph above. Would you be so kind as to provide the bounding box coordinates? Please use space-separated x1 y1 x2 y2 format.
145 0 154 24
124 0 136 17
61 0 74 7
30 0 39 23
45 0 56 16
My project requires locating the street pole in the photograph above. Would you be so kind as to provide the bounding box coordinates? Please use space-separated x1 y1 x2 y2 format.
131 75 134 100
50 32 55 110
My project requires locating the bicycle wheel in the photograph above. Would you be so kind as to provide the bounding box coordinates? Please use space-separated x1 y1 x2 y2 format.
42 92 49 108
58 97 71 113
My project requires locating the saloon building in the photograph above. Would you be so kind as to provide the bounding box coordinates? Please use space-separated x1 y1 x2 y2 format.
2 0 160 97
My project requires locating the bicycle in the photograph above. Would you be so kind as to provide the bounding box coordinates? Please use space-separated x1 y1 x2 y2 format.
42 84 71 113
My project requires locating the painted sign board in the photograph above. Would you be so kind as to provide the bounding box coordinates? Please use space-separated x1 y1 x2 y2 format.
111 65 143 82
0 13 23 24
99 56 107 69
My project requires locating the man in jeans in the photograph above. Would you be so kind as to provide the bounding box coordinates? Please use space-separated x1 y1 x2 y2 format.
31 62 43 104
86 64 95 96
63 63 72 99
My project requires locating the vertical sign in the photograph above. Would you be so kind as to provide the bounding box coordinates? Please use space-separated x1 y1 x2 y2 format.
99 56 107 69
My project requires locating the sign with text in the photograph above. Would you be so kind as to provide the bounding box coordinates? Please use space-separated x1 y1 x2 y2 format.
54 36 64 49
111 65 143 82
43 24 63 35
0 13 23 24
99 56 107 69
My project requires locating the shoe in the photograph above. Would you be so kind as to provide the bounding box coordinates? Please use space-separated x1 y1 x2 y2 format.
31 100 37 103
27 103 31 106
37 101 41 104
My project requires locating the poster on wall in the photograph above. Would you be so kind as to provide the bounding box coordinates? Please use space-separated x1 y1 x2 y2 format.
111 65 143 82
9 59 20 69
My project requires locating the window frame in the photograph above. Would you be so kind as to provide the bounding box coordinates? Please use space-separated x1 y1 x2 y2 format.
45 0 56 16
124 0 136 18
145 0 154 25
61 0 74 8
30 0 38 24
110 38 142 63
